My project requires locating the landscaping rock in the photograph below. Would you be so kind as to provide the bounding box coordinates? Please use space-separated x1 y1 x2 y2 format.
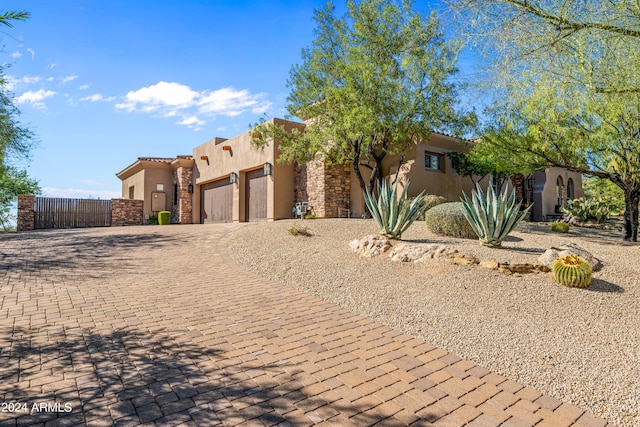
539 243 602 271
479 260 499 270
349 235 392 258
388 243 456 263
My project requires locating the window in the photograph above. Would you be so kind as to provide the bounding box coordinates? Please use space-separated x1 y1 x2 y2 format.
556 176 564 209
424 152 444 171
128 186 135 200
156 183 164 192
567 178 575 200
173 184 178 206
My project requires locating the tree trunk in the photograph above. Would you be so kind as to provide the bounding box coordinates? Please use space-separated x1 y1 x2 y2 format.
623 189 639 242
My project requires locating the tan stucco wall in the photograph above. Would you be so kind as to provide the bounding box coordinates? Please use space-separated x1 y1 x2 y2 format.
192 118 303 223
347 133 486 218
119 164 174 220
539 167 585 219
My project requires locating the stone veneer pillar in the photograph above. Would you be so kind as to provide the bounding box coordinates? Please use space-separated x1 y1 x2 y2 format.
111 199 144 226
17 194 35 232
172 166 193 224
295 158 350 218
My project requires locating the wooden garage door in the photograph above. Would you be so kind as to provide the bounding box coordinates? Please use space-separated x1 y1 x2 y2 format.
246 169 267 221
201 179 232 223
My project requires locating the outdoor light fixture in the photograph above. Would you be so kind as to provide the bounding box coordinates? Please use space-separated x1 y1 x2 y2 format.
263 162 273 176
188 184 194 194
229 172 238 184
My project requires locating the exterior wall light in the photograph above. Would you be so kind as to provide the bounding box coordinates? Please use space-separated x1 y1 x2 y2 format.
263 162 273 176
229 172 238 184
188 184 194 194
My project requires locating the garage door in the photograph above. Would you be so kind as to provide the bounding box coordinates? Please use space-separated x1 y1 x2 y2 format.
201 179 232 223
246 169 267 221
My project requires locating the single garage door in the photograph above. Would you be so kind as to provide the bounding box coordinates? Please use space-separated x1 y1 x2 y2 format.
201 179 232 223
246 169 267 221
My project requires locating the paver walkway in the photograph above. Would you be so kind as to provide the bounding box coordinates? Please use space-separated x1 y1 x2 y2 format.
0 224 614 427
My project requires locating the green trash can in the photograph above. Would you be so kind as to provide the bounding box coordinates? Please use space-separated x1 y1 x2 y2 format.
158 211 171 225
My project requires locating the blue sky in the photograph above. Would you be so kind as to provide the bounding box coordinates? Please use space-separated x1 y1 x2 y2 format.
2 0 457 199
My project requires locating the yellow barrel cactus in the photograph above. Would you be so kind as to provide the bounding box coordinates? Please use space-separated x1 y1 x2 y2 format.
552 255 592 288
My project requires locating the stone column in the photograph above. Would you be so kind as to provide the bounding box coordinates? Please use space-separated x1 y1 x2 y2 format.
17 194 35 232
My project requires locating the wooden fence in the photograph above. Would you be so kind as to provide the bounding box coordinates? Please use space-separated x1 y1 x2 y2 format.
34 197 112 229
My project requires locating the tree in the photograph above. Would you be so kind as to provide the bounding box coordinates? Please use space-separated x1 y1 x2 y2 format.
252 0 475 206
0 10 40 229
446 0 640 241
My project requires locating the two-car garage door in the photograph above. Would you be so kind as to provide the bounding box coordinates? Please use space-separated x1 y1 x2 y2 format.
200 169 267 223
201 179 232 223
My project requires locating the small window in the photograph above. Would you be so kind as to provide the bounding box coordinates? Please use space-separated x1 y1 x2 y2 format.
567 178 574 200
156 183 164 192
424 152 444 171
173 184 178 206
128 186 135 199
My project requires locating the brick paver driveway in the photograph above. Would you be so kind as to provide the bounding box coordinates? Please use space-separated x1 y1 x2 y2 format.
0 224 612 427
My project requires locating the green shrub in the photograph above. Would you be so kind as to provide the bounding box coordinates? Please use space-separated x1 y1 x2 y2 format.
562 197 612 223
158 211 171 225
148 215 158 225
461 184 531 248
551 221 570 233
425 202 478 239
406 194 447 221
304 213 318 220
288 222 312 236
363 179 426 240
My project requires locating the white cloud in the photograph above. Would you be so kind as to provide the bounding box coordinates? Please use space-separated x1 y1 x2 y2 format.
116 81 272 129
15 89 57 109
27 48 35 59
79 84 90 90
80 93 115 102
42 187 121 199
11 51 22 59
60 75 78 84
177 115 205 130
6 75 43 91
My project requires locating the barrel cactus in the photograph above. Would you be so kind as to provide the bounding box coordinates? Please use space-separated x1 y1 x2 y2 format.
551 221 570 233
552 255 592 288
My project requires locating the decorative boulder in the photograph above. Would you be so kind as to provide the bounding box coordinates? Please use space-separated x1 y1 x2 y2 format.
538 243 602 271
350 235 392 258
387 243 456 263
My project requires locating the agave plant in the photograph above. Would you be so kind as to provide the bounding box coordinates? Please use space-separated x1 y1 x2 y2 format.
461 184 532 248
363 179 426 240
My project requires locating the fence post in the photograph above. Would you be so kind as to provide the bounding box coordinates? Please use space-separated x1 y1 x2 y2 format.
17 194 35 232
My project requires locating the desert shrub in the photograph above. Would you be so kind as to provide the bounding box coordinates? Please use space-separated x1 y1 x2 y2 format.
148 215 158 225
583 176 625 215
551 221 570 233
404 194 447 221
304 213 318 219
562 197 612 223
288 222 312 236
425 202 477 239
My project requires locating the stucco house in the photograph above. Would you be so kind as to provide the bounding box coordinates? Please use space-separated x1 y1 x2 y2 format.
116 117 583 223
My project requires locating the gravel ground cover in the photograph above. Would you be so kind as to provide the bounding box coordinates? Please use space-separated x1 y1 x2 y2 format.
227 218 640 427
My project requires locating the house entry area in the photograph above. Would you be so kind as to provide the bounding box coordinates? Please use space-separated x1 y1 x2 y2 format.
245 169 267 221
201 179 233 223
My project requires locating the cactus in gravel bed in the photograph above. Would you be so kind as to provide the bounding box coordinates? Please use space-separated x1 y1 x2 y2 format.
363 179 426 240
552 255 592 288
551 221 570 233
461 184 531 248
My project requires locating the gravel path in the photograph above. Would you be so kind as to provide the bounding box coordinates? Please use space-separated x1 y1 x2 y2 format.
227 219 640 427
